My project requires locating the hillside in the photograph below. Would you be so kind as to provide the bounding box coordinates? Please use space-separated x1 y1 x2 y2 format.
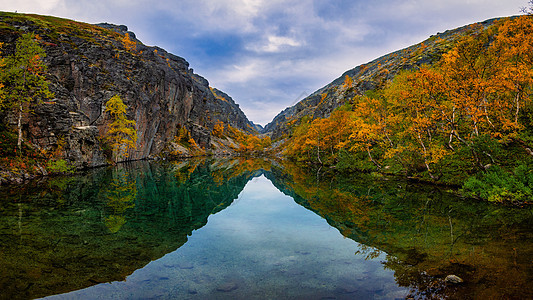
264 18 500 139
268 15 533 203
0 12 255 172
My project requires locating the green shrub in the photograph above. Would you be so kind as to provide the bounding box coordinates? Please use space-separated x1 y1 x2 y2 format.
335 149 363 172
46 159 75 174
461 164 532 204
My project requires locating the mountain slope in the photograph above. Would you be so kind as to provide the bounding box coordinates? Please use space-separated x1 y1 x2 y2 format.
0 12 255 168
267 14 533 200
264 18 500 139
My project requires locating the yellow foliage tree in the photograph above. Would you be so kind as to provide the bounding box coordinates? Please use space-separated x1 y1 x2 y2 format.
260 136 272 148
2 33 53 153
103 95 137 162
283 16 533 181
491 16 533 133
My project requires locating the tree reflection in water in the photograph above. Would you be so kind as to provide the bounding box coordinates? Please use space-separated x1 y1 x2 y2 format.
103 170 137 233
269 160 533 299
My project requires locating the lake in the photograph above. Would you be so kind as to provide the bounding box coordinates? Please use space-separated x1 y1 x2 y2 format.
1 158 532 299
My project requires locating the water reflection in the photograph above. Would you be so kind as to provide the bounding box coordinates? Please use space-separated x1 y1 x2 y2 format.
103 170 137 233
47 175 406 299
0 158 531 299
267 162 533 299
0 160 255 299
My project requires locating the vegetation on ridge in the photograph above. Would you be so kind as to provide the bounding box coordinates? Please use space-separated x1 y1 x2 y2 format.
280 16 533 204
0 32 69 178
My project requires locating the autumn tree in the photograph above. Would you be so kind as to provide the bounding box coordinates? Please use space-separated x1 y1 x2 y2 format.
285 108 354 165
174 125 201 151
260 135 272 148
346 94 392 170
240 135 262 152
122 32 136 53
382 67 449 177
2 33 53 153
342 74 353 89
491 16 533 137
212 120 224 137
103 95 137 162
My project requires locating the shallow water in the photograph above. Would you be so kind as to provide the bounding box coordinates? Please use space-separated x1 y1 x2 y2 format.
1 158 531 299
43 175 405 299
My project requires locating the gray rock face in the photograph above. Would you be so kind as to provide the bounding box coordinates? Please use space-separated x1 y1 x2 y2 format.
68 126 107 168
0 13 253 167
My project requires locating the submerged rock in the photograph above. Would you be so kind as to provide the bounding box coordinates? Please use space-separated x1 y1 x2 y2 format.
216 282 238 292
177 262 194 270
444 274 464 284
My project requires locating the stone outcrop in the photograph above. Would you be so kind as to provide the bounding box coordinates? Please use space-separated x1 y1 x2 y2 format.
0 13 255 168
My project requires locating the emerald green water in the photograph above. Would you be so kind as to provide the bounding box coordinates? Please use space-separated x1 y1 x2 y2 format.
1 159 532 299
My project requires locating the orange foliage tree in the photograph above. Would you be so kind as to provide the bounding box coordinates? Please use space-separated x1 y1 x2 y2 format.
122 33 136 53
284 16 533 182
212 120 224 138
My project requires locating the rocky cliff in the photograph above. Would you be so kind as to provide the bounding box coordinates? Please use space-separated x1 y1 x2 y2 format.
0 12 255 168
264 18 500 139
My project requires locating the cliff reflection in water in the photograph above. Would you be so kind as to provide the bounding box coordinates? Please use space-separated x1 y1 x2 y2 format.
0 158 531 299
0 159 258 299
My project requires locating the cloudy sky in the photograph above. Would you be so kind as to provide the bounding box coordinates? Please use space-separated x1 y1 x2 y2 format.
0 0 527 125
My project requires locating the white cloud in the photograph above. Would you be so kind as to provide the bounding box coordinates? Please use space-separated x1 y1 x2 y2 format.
264 35 302 52
248 35 303 53
217 59 265 84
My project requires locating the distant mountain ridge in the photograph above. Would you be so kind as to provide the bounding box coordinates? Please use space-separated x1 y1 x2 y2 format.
263 17 502 138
